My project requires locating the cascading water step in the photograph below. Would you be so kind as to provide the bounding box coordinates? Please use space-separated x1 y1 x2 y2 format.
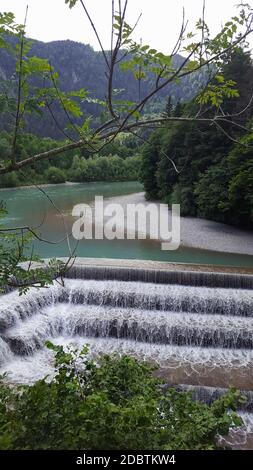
0 280 252 334
0 277 252 391
65 264 253 289
0 337 13 365
1 335 253 389
59 280 253 316
3 303 253 355
0 285 60 332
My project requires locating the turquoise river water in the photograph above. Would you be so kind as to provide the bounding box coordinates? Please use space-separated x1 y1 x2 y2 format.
1 181 253 268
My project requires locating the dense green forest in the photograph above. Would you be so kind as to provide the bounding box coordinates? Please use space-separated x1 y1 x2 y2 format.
141 49 253 228
0 130 141 186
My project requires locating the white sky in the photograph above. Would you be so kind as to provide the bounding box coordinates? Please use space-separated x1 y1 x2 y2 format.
1 0 252 52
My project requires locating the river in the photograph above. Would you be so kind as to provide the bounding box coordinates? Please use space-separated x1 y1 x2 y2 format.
1 181 253 268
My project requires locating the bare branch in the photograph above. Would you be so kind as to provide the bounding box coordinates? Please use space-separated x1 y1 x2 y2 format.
213 120 253 148
25 181 73 256
225 91 253 118
1 140 84 174
49 64 79 142
111 0 115 58
79 0 110 69
0 225 71 245
45 100 75 142
170 7 188 57
11 5 28 164
107 0 129 119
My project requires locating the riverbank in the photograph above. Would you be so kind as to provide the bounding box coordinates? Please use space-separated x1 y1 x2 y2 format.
103 192 253 257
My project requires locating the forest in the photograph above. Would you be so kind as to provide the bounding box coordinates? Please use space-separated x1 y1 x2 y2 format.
141 48 253 228
0 130 141 186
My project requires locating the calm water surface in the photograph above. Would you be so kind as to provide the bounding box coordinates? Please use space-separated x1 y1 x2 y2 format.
1 182 253 267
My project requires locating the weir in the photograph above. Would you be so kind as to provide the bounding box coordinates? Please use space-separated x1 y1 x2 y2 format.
0 261 253 445
64 264 253 289
0 264 252 370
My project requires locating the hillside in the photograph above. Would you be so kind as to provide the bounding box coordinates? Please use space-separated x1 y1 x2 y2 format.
0 37 204 139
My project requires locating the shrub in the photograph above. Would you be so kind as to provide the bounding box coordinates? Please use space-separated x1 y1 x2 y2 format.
0 171 21 188
0 344 244 450
46 167 66 184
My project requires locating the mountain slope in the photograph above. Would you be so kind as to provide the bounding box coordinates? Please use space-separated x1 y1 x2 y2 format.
0 37 203 138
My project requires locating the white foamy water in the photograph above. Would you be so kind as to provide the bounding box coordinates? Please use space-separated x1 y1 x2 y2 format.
2 334 253 385
0 279 252 328
3 303 253 355
0 337 12 365
0 278 252 388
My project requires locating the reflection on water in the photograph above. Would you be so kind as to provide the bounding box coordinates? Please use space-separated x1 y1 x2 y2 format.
1 182 253 267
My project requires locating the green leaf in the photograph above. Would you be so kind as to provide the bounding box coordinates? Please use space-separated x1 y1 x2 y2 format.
65 0 78 9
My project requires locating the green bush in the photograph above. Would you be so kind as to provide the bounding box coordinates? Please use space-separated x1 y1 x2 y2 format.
169 184 196 217
46 166 66 184
0 344 244 450
68 154 142 183
0 171 20 188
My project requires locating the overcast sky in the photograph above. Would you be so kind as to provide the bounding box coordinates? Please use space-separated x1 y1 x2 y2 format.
1 0 252 53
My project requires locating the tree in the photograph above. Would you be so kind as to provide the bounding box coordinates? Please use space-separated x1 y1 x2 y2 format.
141 47 253 224
195 128 253 227
163 96 174 118
141 130 163 199
46 166 66 184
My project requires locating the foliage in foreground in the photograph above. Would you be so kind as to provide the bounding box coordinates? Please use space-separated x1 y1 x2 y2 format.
0 344 245 450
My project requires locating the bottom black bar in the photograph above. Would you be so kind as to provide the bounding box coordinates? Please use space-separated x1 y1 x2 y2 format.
0 450 251 467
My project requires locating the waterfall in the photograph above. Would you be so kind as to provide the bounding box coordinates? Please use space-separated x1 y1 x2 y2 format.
0 337 12 365
3 303 253 354
0 284 60 332
1 280 252 336
0 263 252 448
0 278 252 369
58 280 253 316
0 266 252 439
